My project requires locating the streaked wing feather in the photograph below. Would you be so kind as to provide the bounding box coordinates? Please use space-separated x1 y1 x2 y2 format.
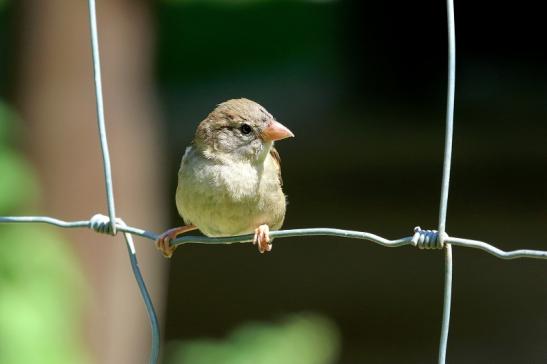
269 146 282 186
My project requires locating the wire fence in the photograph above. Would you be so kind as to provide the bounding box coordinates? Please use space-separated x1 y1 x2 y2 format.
1 1 546 364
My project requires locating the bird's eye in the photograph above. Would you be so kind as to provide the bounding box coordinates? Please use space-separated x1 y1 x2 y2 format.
240 123 252 135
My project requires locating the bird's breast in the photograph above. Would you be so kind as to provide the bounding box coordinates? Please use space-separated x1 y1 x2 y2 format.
175 147 285 236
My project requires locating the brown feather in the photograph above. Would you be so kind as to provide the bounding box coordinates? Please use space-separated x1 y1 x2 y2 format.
269 146 282 186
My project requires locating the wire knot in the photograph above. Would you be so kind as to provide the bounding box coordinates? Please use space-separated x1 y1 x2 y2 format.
411 226 447 249
89 213 123 235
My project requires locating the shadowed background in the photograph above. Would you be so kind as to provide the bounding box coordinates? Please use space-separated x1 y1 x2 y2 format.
1 0 546 363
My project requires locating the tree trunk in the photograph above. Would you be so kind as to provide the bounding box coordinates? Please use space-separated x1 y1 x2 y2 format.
16 1 168 363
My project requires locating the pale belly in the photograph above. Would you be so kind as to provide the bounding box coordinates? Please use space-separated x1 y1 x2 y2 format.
175 149 286 237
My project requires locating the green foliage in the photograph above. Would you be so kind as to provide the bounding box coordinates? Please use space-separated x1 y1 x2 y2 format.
0 151 38 215
0 100 14 145
156 1 340 85
0 101 37 216
162 0 334 5
166 313 340 364
0 101 90 364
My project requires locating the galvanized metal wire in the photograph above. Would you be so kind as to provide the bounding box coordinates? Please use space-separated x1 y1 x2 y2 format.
2 216 547 261
1 0 545 363
87 0 117 235
438 0 457 362
120 225 161 364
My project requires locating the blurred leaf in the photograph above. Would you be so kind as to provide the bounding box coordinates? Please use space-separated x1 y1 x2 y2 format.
0 101 13 145
0 101 23 145
0 101 39 213
0 224 89 364
166 313 340 364
0 148 40 214
0 99 90 364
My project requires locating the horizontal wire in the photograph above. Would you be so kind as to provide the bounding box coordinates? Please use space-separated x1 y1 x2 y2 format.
0 215 157 240
1 215 546 260
173 228 412 247
445 237 547 260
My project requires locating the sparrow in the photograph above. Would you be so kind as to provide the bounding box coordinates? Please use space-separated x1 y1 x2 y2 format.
156 98 294 257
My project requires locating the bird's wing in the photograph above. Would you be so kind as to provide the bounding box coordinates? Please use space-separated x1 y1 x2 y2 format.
269 146 283 186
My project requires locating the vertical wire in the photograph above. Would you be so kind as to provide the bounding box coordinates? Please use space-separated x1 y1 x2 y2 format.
438 0 456 362
87 0 117 234
87 2 159 361
123 232 161 364
439 0 456 235
439 244 453 363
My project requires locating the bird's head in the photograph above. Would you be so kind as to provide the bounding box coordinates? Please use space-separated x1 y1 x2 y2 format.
194 98 294 163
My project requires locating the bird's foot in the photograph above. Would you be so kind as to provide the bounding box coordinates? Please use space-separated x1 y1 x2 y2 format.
155 224 196 258
253 224 272 254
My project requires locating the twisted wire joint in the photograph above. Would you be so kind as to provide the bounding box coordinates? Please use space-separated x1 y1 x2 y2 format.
411 226 447 249
89 213 122 235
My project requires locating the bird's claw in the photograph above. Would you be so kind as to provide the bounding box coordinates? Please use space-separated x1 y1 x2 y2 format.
253 224 272 254
155 229 179 258
155 225 197 258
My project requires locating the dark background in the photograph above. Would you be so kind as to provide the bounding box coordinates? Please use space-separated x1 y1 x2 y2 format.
2 0 547 363
157 1 547 363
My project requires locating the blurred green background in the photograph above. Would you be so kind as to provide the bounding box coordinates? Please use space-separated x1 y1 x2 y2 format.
0 104 89 364
1 0 546 363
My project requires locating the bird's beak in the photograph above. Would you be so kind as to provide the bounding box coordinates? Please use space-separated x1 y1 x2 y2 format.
261 120 294 142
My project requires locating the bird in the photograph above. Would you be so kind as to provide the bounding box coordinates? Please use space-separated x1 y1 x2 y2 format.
156 98 294 258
